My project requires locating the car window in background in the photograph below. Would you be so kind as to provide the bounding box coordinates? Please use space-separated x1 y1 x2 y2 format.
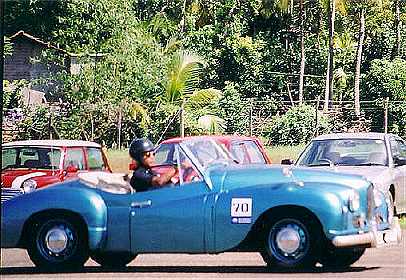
391 138 406 158
2 148 17 169
44 148 61 169
230 142 246 163
154 143 175 165
86 148 105 170
178 148 203 184
298 139 388 166
2 147 61 169
397 140 406 157
243 141 267 164
64 148 85 170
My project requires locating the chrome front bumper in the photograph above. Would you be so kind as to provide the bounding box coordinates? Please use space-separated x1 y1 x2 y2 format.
332 217 402 248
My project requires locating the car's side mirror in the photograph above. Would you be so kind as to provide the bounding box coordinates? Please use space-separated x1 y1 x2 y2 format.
66 165 79 173
281 159 294 165
393 156 406 166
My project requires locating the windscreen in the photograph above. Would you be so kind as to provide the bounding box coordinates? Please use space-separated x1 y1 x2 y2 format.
297 139 388 166
2 147 62 170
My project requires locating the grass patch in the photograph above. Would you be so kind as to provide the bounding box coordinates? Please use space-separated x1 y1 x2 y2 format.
106 148 131 173
400 216 406 229
266 145 305 164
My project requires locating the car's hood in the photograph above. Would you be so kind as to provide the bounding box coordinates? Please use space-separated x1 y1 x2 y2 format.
208 164 370 194
297 165 392 192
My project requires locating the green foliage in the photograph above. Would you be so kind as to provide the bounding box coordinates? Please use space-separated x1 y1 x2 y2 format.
164 50 204 104
2 80 26 111
14 105 50 140
389 103 406 138
218 82 250 135
362 58 406 137
363 58 406 101
264 104 331 145
4 0 406 144
3 37 13 57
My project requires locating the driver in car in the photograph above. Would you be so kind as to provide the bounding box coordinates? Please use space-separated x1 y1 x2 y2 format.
129 138 177 192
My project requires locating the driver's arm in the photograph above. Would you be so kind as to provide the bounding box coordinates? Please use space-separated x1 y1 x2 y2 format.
151 167 177 186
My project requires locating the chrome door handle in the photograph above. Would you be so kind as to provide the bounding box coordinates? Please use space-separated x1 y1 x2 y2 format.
131 200 152 208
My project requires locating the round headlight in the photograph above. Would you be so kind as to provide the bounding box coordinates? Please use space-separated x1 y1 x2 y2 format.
348 190 360 212
22 179 37 193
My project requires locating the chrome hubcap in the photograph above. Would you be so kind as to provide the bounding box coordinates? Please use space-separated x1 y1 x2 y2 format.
45 227 68 254
275 227 301 254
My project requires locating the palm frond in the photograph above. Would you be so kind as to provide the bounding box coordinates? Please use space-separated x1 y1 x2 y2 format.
197 115 226 135
164 50 204 104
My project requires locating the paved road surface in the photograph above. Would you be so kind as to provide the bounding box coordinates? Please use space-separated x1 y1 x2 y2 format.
1 230 405 280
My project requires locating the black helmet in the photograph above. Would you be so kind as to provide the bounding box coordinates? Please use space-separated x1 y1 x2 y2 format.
129 138 155 162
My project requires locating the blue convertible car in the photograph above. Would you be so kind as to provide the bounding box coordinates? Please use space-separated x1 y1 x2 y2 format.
1 138 402 270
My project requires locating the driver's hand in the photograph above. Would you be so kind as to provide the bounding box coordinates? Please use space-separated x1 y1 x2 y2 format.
170 166 179 184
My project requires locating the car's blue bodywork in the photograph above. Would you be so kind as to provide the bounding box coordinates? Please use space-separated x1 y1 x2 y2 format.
0 138 401 268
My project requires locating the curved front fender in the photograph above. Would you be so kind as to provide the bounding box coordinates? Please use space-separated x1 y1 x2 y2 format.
213 182 348 252
1 180 107 251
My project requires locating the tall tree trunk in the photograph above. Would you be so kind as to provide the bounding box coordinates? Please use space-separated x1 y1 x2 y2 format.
324 0 335 111
180 0 187 33
392 0 401 58
298 0 305 104
354 7 365 116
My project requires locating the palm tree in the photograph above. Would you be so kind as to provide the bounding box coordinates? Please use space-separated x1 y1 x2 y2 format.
322 0 347 111
354 6 365 116
163 50 204 105
164 50 225 136
264 0 306 103
298 0 305 104
392 0 401 58
352 0 384 116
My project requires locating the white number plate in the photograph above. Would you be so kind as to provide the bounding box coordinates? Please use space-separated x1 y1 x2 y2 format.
231 198 252 217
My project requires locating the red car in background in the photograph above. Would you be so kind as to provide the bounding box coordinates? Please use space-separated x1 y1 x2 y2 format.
150 135 271 176
1 140 111 202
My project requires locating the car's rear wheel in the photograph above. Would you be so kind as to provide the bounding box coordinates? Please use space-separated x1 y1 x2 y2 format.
27 217 89 270
91 252 136 268
319 247 366 268
261 215 320 269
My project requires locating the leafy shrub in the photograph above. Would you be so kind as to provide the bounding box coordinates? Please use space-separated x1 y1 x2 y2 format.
218 82 250 135
264 104 331 145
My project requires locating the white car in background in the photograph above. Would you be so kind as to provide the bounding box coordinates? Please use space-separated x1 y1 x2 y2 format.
288 133 406 215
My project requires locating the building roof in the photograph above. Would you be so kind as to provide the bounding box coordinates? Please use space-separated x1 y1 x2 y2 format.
9 30 107 58
3 140 101 148
10 30 72 55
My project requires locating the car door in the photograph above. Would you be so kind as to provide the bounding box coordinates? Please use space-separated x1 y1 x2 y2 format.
130 148 212 253
389 137 406 213
230 140 267 164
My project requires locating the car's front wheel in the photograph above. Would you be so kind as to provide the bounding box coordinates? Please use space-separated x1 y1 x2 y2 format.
27 217 89 270
261 215 320 269
319 247 366 268
91 252 136 268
